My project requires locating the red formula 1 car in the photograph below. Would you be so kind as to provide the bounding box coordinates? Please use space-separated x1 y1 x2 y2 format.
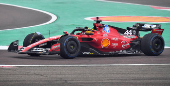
8 17 165 59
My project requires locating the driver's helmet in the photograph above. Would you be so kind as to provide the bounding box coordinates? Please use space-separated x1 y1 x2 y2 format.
85 27 94 35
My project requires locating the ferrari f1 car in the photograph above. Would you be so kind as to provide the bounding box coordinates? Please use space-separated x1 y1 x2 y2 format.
8 17 165 59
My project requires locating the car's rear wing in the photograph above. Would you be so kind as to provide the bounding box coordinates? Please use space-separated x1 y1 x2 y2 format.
133 23 161 30
151 29 164 35
127 23 164 36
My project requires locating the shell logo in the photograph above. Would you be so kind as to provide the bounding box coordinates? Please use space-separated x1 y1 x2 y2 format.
85 16 170 23
101 38 110 48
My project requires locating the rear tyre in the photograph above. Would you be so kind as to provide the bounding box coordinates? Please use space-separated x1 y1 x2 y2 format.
23 32 45 56
141 33 164 56
60 36 81 59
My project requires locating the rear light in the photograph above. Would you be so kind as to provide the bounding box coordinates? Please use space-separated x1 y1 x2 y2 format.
152 29 164 35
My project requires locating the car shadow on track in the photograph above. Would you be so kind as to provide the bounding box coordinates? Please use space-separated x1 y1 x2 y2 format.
10 54 145 60
78 54 145 58
10 55 62 60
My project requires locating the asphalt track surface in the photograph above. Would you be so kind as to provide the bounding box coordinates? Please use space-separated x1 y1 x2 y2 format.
0 4 51 30
0 49 170 65
1 66 170 86
0 0 170 86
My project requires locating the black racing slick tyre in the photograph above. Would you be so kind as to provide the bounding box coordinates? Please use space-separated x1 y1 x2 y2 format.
23 32 45 47
60 36 81 59
23 32 45 56
141 33 164 56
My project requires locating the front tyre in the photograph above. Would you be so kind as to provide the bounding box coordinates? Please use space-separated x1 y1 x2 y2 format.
60 36 81 59
141 33 164 56
23 32 45 47
23 32 45 56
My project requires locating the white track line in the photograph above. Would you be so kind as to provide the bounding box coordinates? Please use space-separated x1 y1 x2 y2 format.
0 3 57 49
0 3 57 31
0 64 170 67
0 46 9 50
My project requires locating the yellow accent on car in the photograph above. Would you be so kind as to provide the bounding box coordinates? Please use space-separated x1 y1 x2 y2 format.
85 31 94 35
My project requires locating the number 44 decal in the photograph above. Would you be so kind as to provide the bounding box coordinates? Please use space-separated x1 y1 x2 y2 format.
124 30 132 35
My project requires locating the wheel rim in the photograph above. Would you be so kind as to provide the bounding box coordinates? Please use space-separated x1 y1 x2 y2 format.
66 41 78 54
152 37 163 52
